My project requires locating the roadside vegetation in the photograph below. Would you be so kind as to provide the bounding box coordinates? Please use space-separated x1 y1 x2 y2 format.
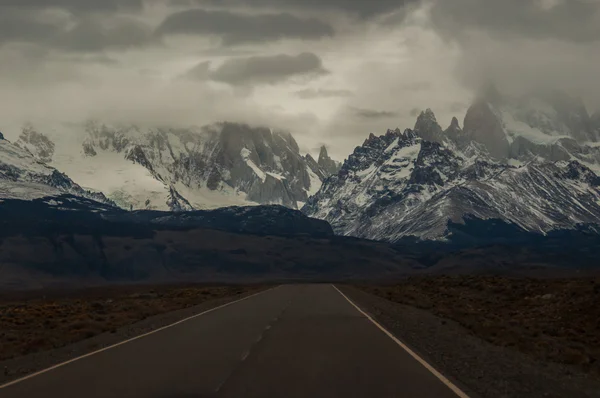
357 276 600 377
0 284 264 361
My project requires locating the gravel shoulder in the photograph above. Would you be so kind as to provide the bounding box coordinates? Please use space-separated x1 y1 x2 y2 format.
339 285 600 398
0 286 269 385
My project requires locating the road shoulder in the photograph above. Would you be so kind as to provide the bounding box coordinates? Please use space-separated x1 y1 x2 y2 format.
338 285 600 398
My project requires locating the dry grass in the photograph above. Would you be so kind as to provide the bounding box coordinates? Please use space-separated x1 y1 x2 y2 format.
357 276 600 377
0 284 264 361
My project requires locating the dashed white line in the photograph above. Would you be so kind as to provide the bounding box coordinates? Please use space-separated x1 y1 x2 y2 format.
332 284 471 398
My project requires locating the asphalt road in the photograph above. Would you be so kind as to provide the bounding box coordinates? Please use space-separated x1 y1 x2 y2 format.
0 284 467 398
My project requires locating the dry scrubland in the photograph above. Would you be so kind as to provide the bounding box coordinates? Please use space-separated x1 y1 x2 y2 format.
358 276 600 377
0 284 264 361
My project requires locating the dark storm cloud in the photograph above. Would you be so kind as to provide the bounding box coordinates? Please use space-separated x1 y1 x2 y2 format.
430 0 600 43
295 88 353 99
175 0 420 19
349 107 399 119
0 11 62 45
156 9 334 45
53 18 154 52
0 14 154 52
184 53 328 85
0 0 143 14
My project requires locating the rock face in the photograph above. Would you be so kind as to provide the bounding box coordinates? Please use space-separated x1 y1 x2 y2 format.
462 100 511 160
455 90 600 168
317 146 341 176
15 125 56 163
22 122 339 211
414 109 444 144
0 137 113 205
303 117 600 241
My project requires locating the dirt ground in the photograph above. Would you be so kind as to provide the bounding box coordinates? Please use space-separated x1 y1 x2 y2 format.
357 276 600 377
0 284 265 361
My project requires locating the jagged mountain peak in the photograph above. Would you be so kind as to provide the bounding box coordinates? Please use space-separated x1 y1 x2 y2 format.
318 145 329 160
449 116 460 130
462 100 511 160
414 108 443 143
304 125 600 241
317 145 341 176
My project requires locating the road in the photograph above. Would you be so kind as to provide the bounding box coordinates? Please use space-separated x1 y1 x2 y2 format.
0 284 467 398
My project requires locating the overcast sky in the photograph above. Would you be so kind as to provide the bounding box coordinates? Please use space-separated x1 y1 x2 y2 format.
1 0 599 159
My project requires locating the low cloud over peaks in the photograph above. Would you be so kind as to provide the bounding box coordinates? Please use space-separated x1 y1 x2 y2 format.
184 53 329 86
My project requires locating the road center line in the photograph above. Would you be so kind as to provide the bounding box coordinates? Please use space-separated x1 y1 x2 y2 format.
332 284 471 398
0 286 278 390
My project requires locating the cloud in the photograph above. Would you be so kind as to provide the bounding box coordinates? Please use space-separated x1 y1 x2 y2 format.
0 0 144 14
0 8 154 52
182 60 212 80
185 52 329 85
0 13 61 46
430 0 600 43
294 88 353 99
349 106 399 119
53 17 155 52
402 81 432 91
422 0 600 108
179 0 421 19
156 9 334 45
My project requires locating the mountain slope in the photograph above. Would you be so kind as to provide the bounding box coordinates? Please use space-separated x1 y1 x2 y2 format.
0 135 113 205
20 122 337 211
303 125 600 241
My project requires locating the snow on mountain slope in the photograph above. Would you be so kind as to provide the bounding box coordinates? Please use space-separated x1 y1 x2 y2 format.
303 122 600 241
16 122 337 211
0 135 113 205
52 149 170 210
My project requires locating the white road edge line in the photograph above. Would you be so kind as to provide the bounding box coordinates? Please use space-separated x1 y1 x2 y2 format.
0 286 278 390
332 284 471 398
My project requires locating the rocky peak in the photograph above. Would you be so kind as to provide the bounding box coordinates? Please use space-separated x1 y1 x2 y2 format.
462 100 510 160
317 145 341 176
414 109 444 143
15 124 56 163
449 116 460 129
0 132 4 140
444 116 463 143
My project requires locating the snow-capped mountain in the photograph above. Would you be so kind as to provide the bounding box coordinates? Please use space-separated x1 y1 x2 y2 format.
453 88 600 171
16 122 337 211
0 133 112 205
303 112 600 241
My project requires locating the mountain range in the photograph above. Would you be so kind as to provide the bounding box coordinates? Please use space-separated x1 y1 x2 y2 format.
1 88 600 243
303 89 600 241
10 122 340 211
